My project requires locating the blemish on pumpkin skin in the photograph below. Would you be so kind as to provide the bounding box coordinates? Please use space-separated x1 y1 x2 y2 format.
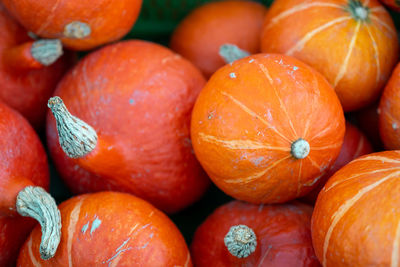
90 217 102 235
229 72 237 78
393 122 398 130
81 222 89 234
251 157 264 166
129 98 135 105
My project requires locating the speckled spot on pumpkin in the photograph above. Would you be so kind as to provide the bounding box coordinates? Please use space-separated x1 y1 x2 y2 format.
81 222 89 234
90 217 101 235
230 72 237 78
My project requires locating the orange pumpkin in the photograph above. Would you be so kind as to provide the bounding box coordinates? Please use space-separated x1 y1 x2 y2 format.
379 62 400 150
302 121 373 204
380 0 400 11
46 40 209 213
191 200 320 266
191 53 345 204
312 151 400 266
170 0 267 78
17 192 192 266
2 0 142 50
261 0 399 112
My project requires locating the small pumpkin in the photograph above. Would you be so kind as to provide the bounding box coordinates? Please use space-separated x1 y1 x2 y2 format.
1 0 142 50
312 151 400 266
379 62 400 150
18 191 192 266
191 200 320 266
46 40 210 213
0 4 72 130
170 0 267 78
191 53 345 204
261 0 399 111
379 0 400 11
302 121 373 204
0 101 60 266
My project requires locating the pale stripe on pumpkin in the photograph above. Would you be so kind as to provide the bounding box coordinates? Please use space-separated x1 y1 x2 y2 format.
226 155 291 184
266 2 342 30
333 21 361 87
323 171 400 266
257 63 298 138
28 237 42 267
369 15 397 37
67 197 85 267
198 133 290 151
325 167 400 192
352 155 400 164
220 91 291 143
366 24 381 84
392 219 400 267
286 16 351 56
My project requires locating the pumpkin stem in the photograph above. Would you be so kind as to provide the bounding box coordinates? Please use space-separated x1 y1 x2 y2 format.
3 39 63 70
48 96 98 158
64 21 91 39
224 224 257 258
16 186 61 260
291 138 310 159
347 0 370 21
31 39 63 66
219 44 250 64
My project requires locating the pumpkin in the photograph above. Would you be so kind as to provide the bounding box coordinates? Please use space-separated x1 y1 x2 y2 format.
312 150 400 266
379 62 400 150
46 40 210 213
0 101 60 266
261 0 399 112
0 4 72 130
379 0 400 11
170 0 267 78
1 0 142 50
191 200 320 266
191 53 345 204
302 121 373 204
18 191 192 266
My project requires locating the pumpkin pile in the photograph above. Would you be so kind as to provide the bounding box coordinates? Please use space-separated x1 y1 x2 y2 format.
0 0 399 266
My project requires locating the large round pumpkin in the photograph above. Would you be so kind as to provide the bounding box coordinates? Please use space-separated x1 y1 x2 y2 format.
0 4 72 130
312 150 400 266
170 0 267 78
17 191 192 266
1 0 142 50
46 40 209 213
302 121 373 203
261 0 399 112
379 62 400 150
191 53 345 204
0 101 59 266
191 200 320 266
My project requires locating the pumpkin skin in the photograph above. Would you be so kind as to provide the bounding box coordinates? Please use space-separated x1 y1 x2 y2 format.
312 151 400 266
0 101 49 267
170 0 267 78
191 200 320 266
46 40 210 213
17 191 192 266
261 0 399 112
191 53 345 204
302 122 373 204
379 62 400 150
1 0 142 50
380 0 400 11
0 4 72 130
